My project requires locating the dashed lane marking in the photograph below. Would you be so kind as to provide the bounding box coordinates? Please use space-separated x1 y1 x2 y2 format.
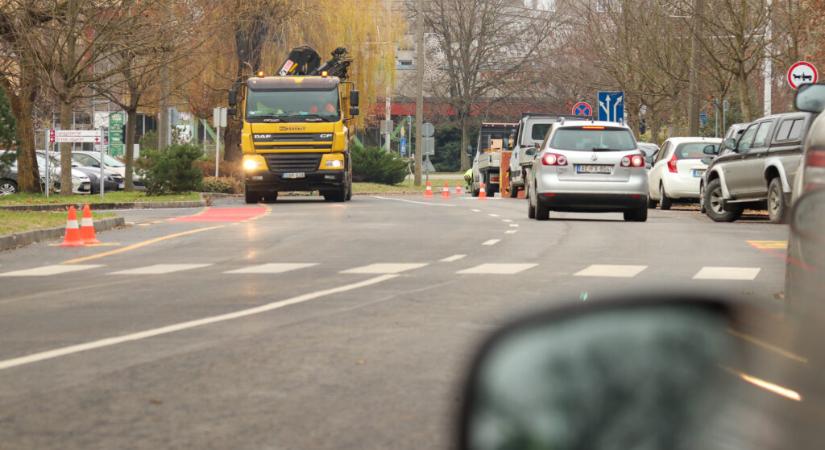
111 264 212 275
0 265 102 277
505 230 518 234
488 214 500 218
693 267 761 280
502 219 513 223
457 263 537 275
440 254 467 263
471 209 481 212
0 274 398 371
509 224 519 228
575 264 648 278
225 263 318 274
482 239 501 246
341 263 429 274
748 240 788 250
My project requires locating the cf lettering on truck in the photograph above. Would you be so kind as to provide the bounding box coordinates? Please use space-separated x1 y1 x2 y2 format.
229 46 359 203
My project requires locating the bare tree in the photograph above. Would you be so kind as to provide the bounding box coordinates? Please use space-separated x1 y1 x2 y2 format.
421 0 558 170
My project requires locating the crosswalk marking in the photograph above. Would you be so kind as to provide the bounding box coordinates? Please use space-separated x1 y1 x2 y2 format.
575 264 648 278
0 265 102 277
225 263 317 274
111 264 212 275
693 267 761 280
509 224 519 228
482 239 500 246
488 214 500 217
502 219 513 223
457 263 537 275
440 254 466 263
341 263 428 274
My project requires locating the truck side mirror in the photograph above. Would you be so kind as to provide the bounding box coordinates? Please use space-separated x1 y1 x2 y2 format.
349 106 359 117
350 90 360 107
228 88 238 107
525 147 537 157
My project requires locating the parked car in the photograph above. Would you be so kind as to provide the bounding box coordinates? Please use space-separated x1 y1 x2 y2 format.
648 137 720 209
1 151 91 195
637 142 659 169
526 120 648 221
38 150 122 193
508 114 578 197
702 111 815 223
785 83 825 306
71 151 143 189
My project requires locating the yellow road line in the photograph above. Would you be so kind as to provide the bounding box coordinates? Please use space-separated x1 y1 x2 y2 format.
723 366 802 402
747 240 788 250
62 226 224 264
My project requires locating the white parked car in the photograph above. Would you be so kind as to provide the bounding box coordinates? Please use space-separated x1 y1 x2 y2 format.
648 137 720 210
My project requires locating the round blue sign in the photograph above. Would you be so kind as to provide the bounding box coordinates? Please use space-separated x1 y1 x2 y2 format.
572 102 593 117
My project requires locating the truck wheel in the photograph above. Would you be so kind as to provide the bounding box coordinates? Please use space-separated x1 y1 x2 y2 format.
767 177 787 224
704 178 742 222
245 187 260 204
324 184 347 202
659 184 672 210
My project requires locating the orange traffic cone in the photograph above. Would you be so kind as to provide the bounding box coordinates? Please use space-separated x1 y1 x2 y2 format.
424 181 433 198
60 206 84 247
455 183 463 195
479 182 487 200
80 204 100 244
441 182 450 199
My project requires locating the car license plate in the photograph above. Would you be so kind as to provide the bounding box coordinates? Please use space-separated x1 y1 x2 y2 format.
282 172 306 179
692 169 705 178
576 164 612 174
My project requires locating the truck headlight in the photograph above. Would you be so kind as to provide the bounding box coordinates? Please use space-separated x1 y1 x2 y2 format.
319 153 345 170
243 155 267 171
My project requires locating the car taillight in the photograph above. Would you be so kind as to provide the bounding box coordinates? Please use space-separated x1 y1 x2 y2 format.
542 153 567 166
621 154 645 168
803 148 825 193
667 153 678 173
807 148 825 168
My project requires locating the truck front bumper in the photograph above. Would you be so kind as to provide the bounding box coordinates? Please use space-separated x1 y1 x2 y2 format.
245 171 346 192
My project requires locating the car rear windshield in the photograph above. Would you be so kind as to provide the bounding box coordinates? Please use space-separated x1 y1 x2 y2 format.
549 127 636 151
675 142 718 159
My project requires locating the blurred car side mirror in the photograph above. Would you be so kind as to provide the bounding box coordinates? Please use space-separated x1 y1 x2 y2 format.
703 144 719 155
459 294 744 450
794 83 825 113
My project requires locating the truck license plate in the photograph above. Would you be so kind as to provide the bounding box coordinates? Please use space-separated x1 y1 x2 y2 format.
576 164 612 174
282 172 306 179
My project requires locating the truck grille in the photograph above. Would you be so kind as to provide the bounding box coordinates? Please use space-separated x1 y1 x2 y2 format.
264 153 322 173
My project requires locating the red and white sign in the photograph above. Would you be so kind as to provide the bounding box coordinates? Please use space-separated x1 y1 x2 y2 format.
52 129 103 143
572 101 593 117
48 129 55 144
787 61 819 90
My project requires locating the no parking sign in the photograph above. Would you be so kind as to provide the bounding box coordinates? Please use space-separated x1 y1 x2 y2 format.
787 61 819 90
572 101 593 117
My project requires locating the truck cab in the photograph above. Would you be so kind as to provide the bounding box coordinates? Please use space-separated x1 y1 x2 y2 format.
508 114 581 197
471 122 517 197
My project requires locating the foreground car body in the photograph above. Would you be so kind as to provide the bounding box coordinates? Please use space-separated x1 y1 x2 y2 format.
527 120 648 221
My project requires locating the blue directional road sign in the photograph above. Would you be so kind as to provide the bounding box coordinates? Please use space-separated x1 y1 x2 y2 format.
572 101 593 117
597 91 625 123
400 136 407 156
699 111 708 128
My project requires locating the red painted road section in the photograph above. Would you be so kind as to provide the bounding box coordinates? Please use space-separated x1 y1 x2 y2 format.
172 207 267 223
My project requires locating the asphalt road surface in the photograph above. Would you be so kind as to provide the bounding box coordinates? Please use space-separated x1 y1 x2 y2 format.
0 194 792 449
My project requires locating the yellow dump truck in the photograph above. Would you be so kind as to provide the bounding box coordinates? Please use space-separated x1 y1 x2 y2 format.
229 47 359 203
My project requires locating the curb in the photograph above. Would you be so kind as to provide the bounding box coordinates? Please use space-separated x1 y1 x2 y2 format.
0 217 127 252
0 200 206 212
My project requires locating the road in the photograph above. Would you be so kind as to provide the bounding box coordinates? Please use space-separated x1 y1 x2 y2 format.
0 194 791 449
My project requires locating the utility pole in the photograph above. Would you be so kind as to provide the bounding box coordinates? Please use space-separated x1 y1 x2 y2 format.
383 0 392 152
688 0 703 135
414 0 424 186
763 0 772 116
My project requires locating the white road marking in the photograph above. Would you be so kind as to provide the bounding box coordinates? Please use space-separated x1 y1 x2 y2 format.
0 265 102 277
488 214 500 217
341 263 428 274
457 263 537 275
111 264 211 275
482 239 501 246
509 224 519 228
502 219 513 223
693 267 761 280
440 254 467 263
225 263 318 274
471 209 481 212
0 274 398 371
575 264 648 278
505 230 518 234
372 196 454 207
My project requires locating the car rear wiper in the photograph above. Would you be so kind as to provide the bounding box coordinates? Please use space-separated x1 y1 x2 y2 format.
592 147 614 152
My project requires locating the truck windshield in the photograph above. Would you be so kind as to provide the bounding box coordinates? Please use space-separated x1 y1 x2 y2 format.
550 127 636 151
246 89 340 122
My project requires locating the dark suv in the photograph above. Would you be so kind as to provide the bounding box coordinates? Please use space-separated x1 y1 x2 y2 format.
702 112 814 223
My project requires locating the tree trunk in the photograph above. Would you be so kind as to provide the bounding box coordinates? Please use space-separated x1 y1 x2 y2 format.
124 107 138 191
59 101 73 195
460 112 470 171
737 64 752 121
7 68 41 193
649 106 661 146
